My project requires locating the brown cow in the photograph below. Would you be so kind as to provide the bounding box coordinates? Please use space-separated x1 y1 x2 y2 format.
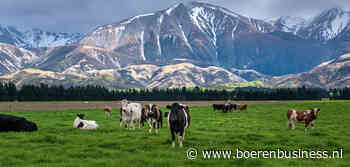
142 104 162 133
104 106 112 119
237 104 248 111
287 108 320 132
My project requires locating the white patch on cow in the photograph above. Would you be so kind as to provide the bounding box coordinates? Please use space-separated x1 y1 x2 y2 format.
183 108 189 129
167 110 170 128
290 110 297 120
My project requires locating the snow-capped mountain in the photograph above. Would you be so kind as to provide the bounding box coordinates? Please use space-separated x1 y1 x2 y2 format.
297 8 350 42
268 16 307 35
2 3 350 88
0 25 82 49
77 1 334 76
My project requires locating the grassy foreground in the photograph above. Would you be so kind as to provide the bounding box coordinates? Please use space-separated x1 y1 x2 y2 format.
0 101 349 167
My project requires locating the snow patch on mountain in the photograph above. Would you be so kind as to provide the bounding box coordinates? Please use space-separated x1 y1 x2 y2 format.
0 24 82 49
268 16 307 34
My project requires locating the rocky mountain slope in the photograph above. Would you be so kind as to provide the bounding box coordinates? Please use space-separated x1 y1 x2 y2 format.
0 63 246 89
265 53 350 88
74 2 337 76
0 43 38 75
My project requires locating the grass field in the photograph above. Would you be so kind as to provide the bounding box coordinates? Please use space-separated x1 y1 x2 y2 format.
0 101 349 167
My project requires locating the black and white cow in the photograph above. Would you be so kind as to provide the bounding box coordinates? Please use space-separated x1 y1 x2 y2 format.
223 103 237 112
73 114 99 130
0 114 38 132
166 103 190 148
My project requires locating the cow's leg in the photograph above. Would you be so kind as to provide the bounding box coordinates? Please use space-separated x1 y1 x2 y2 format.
288 120 295 130
305 121 310 132
183 129 186 140
155 120 158 134
139 119 141 128
124 120 128 129
159 118 163 128
179 130 184 148
148 119 152 133
120 117 123 127
132 120 136 130
171 129 176 148
311 121 315 129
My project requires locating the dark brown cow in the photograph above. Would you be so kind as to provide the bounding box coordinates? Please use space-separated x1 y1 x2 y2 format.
287 108 320 131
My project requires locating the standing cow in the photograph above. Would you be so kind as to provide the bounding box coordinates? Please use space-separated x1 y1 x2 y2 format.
142 104 163 133
166 103 190 148
212 104 225 112
120 99 142 130
237 104 248 111
287 108 320 132
104 106 112 119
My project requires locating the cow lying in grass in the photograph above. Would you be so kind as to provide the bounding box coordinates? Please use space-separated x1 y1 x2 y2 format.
73 114 99 130
120 99 142 130
167 103 190 148
0 114 38 132
142 104 163 133
287 108 320 132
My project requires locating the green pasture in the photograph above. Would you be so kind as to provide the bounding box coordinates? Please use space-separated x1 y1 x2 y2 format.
0 101 349 167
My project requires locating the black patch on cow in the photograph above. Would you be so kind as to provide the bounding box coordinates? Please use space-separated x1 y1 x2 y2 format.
77 122 84 128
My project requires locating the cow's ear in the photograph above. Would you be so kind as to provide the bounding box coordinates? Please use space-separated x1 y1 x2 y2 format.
166 105 171 109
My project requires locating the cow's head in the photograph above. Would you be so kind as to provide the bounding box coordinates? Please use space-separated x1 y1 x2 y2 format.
121 99 129 110
151 104 159 114
77 113 85 119
312 108 320 117
169 103 189 114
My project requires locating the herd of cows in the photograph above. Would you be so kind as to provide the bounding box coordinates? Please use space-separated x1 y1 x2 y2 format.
0 100 321 148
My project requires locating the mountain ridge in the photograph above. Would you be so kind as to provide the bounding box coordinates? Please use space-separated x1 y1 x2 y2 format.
0 3 350 88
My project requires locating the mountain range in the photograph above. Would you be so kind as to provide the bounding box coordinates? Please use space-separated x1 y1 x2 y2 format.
0 2 350 89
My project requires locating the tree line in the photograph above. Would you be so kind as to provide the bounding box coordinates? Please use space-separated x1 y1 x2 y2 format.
0 82 348 101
